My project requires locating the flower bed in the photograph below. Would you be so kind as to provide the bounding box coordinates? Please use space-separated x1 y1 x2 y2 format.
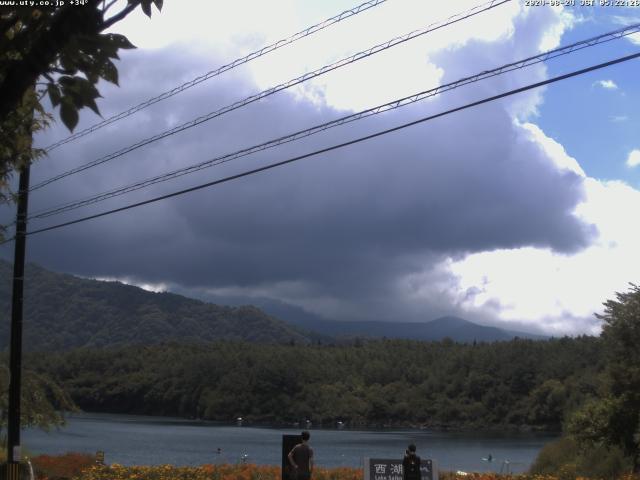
31 453 96 480
75 464 361 480
25 456 640 480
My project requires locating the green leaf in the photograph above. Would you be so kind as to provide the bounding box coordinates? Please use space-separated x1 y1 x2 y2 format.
141 0 152 17
100 60 119 86
77 77 100 98
86 71 100 84
59 52 79 75
66 77 102 114
85 97 101 116
60 99 79 132
75 34 101 55
47 83 61 107
152 0 163 10
105 33 136 50
58 76 75 87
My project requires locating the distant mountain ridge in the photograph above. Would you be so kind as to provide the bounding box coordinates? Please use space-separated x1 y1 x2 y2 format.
277 313 545 342
183 293 547 342
0 260 544 351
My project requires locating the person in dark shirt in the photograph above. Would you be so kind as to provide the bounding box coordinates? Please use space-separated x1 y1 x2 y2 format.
402 444 421 480
288 431 314 480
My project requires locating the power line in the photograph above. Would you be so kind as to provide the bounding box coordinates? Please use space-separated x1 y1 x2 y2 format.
26 23 640 221
43 0 389 152
30 0 511 192
19 51 640 239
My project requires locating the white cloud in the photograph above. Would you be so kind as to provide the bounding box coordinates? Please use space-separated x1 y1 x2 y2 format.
536 7 576 51
109 0 523 113
610 17 640 45
594 79 618 90
440 129 640 335
610 15 640 46
610 14 640 25
520 122 585 176
610 115 628 123
93 276 168 293
107 0 299 51
627 149 640 168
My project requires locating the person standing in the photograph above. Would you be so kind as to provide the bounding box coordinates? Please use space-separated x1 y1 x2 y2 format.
402 444 421 480
288 431 314 480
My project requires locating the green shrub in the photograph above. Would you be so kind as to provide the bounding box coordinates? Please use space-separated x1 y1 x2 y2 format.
530 435 633 479
574 443 630 479
530 437 580 477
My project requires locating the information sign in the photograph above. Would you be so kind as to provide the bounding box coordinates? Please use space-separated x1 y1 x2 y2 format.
364 458 437 480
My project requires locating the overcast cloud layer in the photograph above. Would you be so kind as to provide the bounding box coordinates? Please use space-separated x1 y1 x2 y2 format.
2 2 638 335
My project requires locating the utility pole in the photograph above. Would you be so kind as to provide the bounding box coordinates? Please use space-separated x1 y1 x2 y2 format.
6 164 30 479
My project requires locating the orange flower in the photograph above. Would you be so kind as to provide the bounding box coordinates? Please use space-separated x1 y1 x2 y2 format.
27 454 640 480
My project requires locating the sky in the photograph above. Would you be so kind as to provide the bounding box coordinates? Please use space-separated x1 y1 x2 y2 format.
2 0 640 336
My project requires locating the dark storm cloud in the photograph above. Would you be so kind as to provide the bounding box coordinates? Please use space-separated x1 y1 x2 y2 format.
0 16 597 323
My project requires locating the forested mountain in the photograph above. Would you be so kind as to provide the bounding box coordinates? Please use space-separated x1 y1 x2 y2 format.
0 260 309 350
28 336 603 430
1 260 544 350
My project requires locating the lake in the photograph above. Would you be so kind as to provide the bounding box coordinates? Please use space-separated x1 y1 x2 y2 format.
23 413 556 474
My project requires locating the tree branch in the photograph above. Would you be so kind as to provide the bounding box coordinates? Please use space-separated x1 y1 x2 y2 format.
102 1 140 30
101 0 120 14
51 67 74 75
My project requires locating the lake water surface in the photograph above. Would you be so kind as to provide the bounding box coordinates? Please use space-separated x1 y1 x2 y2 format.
23 413 556 474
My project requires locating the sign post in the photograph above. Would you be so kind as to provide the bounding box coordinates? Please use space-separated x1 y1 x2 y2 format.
364 458 438 480
4 165 31 480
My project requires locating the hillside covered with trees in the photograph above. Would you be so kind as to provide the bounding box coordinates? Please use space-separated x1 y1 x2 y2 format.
0 260 545 348
0 261 309 350
27 336 603 431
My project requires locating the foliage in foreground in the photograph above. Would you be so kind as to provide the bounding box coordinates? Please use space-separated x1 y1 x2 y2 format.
0 361 76 436
530 437 632 480
0 2 163 209
528 284 640 477
562 284 640 473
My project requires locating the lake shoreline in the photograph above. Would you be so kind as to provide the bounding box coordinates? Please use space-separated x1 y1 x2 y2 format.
26 412 556 472
63 410 561 435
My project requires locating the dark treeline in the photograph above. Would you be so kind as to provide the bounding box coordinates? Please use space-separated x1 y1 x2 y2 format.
28 336 603 430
